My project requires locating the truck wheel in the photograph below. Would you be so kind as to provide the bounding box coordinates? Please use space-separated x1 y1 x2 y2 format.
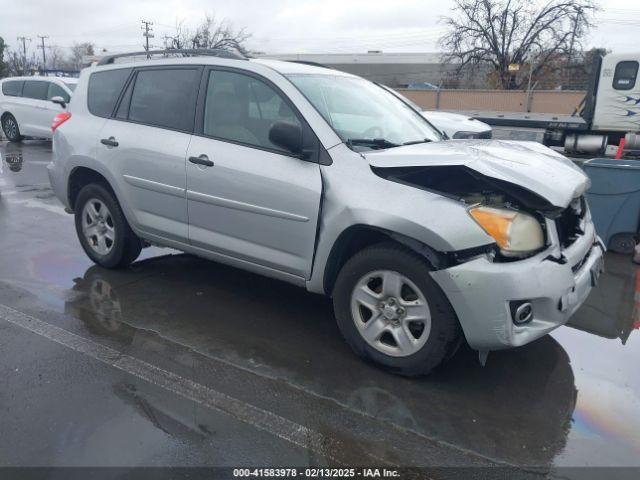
74 183 142 269
2 114 23 142
332 243 462 376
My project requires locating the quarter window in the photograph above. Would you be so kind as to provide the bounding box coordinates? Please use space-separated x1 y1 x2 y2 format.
22 80 49 100
203 70 301 152
613 61 639 90
127 68 200 131
47 83 70 103
2 80 24 97
88 68 132 118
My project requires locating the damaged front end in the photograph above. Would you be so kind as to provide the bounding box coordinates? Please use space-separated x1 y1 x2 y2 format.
373 163 586 262
365 140 604 353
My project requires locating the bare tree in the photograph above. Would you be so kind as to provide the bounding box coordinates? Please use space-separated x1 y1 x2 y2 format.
166 15 250 55
69 42 95 70
440 0 598 89
4 49 27 76
46 45 68 70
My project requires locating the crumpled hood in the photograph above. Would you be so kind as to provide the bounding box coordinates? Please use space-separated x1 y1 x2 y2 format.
365 139 589 208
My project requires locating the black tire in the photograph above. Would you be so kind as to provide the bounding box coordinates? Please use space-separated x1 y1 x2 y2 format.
2 114 23 142
332 242 462 376
608 233 636 255
74 183 142 269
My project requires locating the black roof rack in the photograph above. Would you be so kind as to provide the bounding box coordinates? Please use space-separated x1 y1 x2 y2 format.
96 48 246 66
287 60 332 69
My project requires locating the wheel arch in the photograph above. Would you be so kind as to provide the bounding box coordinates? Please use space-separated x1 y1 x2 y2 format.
67 166 115 211
322 224 447 296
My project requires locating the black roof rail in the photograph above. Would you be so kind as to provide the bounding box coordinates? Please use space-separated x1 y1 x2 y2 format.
287 60 332 69
96 48 246 66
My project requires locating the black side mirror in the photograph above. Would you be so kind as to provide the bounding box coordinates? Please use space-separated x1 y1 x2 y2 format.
269 121 303 156
50 96 67 109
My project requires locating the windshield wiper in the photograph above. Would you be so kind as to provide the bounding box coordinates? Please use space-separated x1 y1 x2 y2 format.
402 138 433 146
346 138 399 149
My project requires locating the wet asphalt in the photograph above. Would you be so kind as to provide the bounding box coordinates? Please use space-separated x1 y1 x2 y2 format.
0 140 639 477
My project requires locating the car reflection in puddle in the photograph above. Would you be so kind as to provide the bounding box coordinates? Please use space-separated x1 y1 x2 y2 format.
58 252 640 467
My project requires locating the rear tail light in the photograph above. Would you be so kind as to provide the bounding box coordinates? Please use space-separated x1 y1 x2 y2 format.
52 112 72 133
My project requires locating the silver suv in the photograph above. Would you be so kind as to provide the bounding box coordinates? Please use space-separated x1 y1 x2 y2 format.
48 50 604 376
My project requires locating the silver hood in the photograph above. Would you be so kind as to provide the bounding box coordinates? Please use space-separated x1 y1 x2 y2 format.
365 140 590 208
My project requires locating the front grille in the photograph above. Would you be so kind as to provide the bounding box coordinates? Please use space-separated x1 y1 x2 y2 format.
555 197 586 248
478 130 492 139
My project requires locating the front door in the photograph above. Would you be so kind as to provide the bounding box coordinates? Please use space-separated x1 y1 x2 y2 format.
20 80 52 137
186 68 322 278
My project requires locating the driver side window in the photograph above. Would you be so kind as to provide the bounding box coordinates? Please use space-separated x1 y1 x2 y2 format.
203 70 301 152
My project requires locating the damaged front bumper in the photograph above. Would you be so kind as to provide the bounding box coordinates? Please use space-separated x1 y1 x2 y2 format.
430 217 604 351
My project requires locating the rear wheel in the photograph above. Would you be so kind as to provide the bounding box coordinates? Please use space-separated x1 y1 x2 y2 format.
2 114 23 142
332 243 462 376
74 183 142 268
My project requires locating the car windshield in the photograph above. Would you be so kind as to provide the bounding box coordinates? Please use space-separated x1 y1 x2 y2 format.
287 74 441 150
64 82 77 92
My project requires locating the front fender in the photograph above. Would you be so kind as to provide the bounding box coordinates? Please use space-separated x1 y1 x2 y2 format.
306 145 494 294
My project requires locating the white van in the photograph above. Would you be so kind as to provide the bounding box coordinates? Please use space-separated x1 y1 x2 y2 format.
0 76 77 141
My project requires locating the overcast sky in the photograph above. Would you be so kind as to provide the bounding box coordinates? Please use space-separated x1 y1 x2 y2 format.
1 0 639 59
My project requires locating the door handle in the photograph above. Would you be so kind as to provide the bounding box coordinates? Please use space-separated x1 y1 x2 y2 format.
188 155 214 167
100 137 119 147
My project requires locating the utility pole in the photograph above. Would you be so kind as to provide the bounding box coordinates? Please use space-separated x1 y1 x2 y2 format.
567 6 582 65
37 35 49 71
141 20 154 58
16 36 31 74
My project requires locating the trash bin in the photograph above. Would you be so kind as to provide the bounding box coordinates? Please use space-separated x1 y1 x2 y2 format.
583 158 640 254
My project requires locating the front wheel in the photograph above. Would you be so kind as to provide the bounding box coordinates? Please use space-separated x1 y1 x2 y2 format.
332 243 462 376
2 114 23 142
74 183 142 269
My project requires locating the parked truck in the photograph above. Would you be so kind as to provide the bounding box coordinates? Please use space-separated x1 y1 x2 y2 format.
470 52 640 157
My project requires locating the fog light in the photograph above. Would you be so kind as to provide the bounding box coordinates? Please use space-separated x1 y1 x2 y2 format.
510 301 533 325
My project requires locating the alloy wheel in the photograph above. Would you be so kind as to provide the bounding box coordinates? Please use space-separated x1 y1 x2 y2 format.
4 117 18 140
350 270 431 357
81 198 116 256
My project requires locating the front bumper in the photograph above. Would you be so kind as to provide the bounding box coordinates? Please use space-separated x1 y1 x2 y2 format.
430 218 604 351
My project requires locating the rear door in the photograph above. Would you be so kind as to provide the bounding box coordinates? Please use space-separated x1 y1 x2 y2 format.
185 67 322 278
1 79 25 126
96 66 201 244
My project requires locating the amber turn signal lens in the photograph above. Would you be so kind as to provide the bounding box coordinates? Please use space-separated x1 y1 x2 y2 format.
468 206 544 256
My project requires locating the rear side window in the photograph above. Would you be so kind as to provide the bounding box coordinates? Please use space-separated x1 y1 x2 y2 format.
22 80 49 100
127 68 200 131
2 80 24 97
88 68 132 118
613 61 639 90
48 83 70 103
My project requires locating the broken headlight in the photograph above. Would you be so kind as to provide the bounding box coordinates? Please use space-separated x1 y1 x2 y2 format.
468 206 544 257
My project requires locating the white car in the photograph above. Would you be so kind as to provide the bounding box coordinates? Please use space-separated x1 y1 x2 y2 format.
379 84 492 139
1 76 77 141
